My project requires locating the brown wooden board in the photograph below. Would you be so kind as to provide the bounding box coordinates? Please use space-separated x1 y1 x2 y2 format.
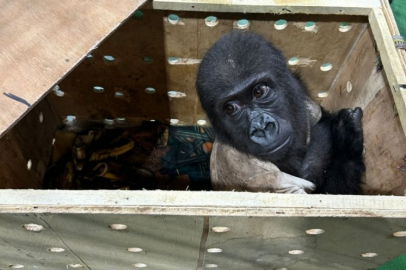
0 0 147 138
362 83 406 195
50 10 367 125
0 98 59 189
1 211 406 270
320 26 406 195
48 8 171 125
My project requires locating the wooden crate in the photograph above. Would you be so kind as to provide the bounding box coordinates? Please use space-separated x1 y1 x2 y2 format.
0 0 406 269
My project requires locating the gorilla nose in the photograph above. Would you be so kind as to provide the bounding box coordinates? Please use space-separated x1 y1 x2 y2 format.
249 114 277 139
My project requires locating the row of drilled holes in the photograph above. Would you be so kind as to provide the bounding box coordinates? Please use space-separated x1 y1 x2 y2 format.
15 223 406 269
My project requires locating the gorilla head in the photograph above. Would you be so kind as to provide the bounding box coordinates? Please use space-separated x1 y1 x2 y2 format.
196 31 309 169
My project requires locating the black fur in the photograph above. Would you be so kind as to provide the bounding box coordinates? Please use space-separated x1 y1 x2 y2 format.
196 31 365 194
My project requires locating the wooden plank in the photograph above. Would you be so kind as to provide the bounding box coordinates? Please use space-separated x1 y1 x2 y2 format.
0 98 59 189
206 216 406 270
1 213 405 269
369 8 406 137
48 8 172 124
51 11 366 124
362 84 406 195
321 26 377 110
1 190 406 217
153 0 380 15
0 213 203 269
0 0 147 138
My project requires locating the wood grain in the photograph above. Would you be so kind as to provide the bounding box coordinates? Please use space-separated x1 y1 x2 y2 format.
50 11 366 125
0 98 58 188
1 190 406 217
362 83 406 195
0 0 146 138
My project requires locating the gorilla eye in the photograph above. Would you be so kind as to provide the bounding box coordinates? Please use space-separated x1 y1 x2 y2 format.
253 84 269 99
225 103 237 115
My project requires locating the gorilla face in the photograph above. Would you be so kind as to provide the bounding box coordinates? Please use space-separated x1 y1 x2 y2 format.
196 31 309 163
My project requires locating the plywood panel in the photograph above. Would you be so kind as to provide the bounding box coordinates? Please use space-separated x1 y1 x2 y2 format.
362 84 406 195
205 216 406 270
153 0 380 15
2 190 406 217
0 0 146 138
0 213 203 270
51 11 367 125
49 8 171 124
1 211 406 269
321 27 380 110
0 98 58 189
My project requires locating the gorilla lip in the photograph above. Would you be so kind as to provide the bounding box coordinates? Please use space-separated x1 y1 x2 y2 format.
254 135 292 155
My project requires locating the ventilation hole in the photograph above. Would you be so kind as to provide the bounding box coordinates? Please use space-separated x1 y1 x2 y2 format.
393 231 406 237
39 112 43 123
362 253 378 258
304 21 316 31
67 264 84 268
54 89 65 97
64 115 76 123
145 87 156 94
306 229 325 235
339 22 352 32
8 265 24 269
115 92 125 98
103 55 115 62
167 91 186 98
197 119 207 126
127 247 143 253
143 56 153 63
133 10 144 18
320 63 333 71
168 14 180 24
346 81 353 92
168 57 179 64
86 54 93 59
237 19 250 29
205 16 218 27
205 264 218 268
23 223 44 232
93 86 105 93
133 263 148 268
288 250 304 255
211 226 230 233
27 160 32 171
104 119 114 126
274 19 288 30
288 57 299 65
109 224 127 230
170 119 180 125
207 248 222 253
317 92 328 98
48 247 65 252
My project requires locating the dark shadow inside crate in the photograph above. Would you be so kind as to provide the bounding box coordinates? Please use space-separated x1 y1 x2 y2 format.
1 5 406 195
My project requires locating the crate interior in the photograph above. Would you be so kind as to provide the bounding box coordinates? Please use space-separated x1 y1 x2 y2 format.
1 4 406 195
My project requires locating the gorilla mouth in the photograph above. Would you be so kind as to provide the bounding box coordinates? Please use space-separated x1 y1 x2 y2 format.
251 129 265 138
268 136 292 153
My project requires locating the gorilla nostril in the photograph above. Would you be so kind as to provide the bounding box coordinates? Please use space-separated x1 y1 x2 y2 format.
265 121 276 131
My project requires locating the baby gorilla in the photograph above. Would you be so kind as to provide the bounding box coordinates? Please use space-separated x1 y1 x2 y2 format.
196 31 365 194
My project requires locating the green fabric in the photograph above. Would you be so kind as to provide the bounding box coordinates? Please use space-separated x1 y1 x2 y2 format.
391 0 406 38
375 253 406 270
